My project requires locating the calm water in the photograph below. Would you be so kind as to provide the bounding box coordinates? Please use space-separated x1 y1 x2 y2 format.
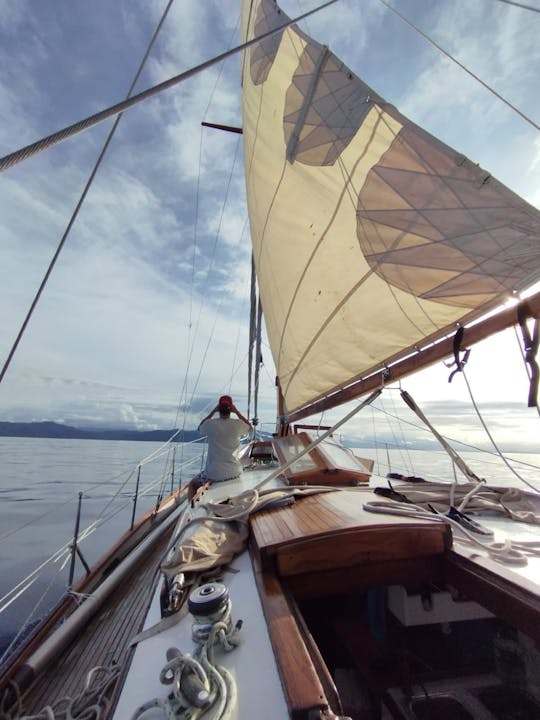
0 437 206 658
0 436 539 660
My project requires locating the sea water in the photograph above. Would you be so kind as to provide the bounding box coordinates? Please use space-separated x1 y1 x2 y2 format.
0 436 206 659
0 436 539 661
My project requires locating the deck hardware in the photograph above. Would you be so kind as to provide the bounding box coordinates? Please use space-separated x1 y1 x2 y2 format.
68 492 90 587
130 465 141 531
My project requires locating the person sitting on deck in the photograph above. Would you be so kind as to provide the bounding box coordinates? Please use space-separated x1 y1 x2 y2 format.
188 395 252 501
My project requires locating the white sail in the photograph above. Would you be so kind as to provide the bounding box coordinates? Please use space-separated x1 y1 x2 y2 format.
242 0 540 414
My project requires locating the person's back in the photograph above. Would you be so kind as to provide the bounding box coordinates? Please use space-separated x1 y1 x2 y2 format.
198 395 252 482
201 416 248 481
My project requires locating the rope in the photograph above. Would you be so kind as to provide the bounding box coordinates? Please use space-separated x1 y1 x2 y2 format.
399 389 483 484
371 401 540 475
377 0 540 133
363 499 540 566
1 664 121 719
131 601 241 720
461 369 539 492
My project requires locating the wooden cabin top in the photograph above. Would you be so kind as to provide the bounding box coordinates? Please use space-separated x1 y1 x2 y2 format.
250 488 452 579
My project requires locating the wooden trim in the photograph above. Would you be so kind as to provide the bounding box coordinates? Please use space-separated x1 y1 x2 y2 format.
444 550 540 643
250 545 330 719
287 555 445 599
288 291 540 422
275 525 449 577
0 487 187 694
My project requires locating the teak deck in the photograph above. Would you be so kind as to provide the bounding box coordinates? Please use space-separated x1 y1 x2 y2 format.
250 489 451 576
15 528 173 717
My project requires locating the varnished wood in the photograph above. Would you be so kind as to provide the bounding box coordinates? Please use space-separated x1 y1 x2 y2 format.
444 550 540 643
249 545 330 719
272 434 373 486
286 556 445 599
251 491 451 576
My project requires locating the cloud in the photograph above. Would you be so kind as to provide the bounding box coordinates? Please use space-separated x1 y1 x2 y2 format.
0 0 538 442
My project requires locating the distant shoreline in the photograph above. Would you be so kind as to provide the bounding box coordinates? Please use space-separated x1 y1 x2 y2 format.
0 421 201 443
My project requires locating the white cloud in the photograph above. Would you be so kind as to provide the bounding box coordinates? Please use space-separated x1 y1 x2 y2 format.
0 0 538 439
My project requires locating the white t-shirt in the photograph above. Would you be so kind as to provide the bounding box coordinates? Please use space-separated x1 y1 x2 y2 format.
200 417 250 481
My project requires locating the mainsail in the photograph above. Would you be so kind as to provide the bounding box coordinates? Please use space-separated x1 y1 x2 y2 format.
241 0 540 416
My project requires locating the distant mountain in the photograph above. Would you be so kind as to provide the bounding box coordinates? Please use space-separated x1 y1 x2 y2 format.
0 421 202 442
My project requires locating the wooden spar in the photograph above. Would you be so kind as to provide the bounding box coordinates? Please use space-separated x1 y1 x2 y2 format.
287 290 540 424
201 121 242 134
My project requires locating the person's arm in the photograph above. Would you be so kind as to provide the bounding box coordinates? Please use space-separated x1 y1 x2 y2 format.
231 404 252 430
198 405 218 431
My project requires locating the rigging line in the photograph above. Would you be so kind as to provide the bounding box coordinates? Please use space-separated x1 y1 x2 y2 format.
513 323 540 418
372 401 540 473
378 0 540 133
461 368 539 492
171 130 244 454
0 0 339 173
183 135 243 417
0 561 66 665
0 463 141 543
386 390 415 473
82 440 203 533
175 10 243 473
0 0 176 387
492 0 540 13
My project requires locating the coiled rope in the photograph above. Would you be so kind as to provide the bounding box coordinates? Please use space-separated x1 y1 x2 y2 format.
363 498 540 566
1 664 121 720
131 600 241 720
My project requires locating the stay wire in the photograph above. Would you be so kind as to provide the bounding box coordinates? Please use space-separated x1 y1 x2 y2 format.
378 0 540 133
0 0 339 172
173 9 242 478
0 0 176 387
372 400 540 475
491 0 540 13
461 368 539 492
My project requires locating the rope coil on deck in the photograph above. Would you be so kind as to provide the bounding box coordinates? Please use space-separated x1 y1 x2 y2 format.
131 585 242 720
2 664 121 720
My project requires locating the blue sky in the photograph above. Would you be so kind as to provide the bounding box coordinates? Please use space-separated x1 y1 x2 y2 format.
0 0 539 451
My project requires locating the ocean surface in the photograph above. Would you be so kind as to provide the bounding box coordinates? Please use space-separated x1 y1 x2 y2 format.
0 436 539 663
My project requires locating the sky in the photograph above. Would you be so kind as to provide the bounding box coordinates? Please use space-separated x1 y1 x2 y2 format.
0 0 539 452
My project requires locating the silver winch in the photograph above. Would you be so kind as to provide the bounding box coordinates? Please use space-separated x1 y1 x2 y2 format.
188 582 232 644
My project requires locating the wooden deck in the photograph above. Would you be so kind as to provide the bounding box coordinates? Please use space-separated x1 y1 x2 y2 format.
251 489 451 577
15 527 173 717
249 488 452 718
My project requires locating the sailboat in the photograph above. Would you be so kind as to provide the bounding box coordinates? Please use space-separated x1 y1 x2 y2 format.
1 0 539 718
